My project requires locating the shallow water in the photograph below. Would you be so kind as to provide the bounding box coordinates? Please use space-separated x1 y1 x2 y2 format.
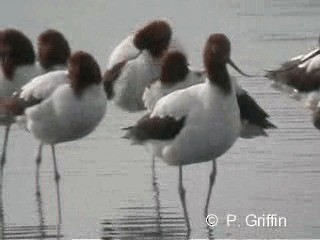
0 0 320 239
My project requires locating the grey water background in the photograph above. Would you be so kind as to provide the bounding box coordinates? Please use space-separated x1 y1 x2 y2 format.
0 0 320 239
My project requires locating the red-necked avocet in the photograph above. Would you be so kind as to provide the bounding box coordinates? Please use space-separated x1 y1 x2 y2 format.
37 29 71 72
0 51 107 221
0 29 71 175
103 20 185 112
265 35 320 129
0 29 43 174
143 50 205 112
123 34 276 230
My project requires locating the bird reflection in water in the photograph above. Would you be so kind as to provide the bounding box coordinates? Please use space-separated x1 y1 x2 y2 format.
0 179 62 239
101 158 190 240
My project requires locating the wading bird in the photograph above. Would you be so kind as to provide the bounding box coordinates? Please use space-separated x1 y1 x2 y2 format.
0 51 107 222
103 20 185 112
0 29 43 174
0 29 71 175
265 35 320 129
124 34 276 231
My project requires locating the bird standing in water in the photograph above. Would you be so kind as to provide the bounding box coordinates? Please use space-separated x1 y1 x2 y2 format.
124 33 276 230
0 29 43 175
265 35 320 130
0 29 71 176
0 51 107 222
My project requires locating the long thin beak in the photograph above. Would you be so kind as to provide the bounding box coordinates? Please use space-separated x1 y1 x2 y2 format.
228 59 255 77
300 48 320 64
264 48 320 76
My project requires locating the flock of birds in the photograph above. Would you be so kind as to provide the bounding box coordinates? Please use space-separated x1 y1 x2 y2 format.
0 19 319 230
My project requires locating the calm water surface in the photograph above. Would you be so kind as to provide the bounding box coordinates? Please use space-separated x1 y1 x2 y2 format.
0 0 320 239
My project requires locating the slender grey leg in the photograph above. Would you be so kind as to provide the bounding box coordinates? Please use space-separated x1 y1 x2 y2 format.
1 124 11 176
35 179 45 239
151 155 161 235
51 145 62 224
204 160 217 217
0 174 5 239
178 165 191 234
35 143 43 191
151 156 157 191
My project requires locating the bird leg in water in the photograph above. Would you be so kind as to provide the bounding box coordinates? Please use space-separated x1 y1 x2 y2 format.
35 178 46 238
151 155 162 236
0 124 11 176
0 179 5 239
51 145 62 224
35 143 43 190
204 160 217 217
178 164 191 233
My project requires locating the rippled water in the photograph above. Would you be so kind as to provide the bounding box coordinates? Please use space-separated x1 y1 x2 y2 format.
0 0 320 239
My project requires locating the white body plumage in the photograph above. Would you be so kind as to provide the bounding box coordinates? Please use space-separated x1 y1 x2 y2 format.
20 70 107 144
148 79 241 165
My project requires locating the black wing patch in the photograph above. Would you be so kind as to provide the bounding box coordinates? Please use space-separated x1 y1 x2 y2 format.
237 91 276 129
265 60 320 92
103 60 127 100
285 68 320 92
123 114 186 142
0 96 42 116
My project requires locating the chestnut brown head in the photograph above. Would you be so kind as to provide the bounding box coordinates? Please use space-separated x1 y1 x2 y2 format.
0 29 35 80
160 51 189 84
37 29 71 70
133 20 172 58
204 34 231 69
203 33 252 92
68 51 102 97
